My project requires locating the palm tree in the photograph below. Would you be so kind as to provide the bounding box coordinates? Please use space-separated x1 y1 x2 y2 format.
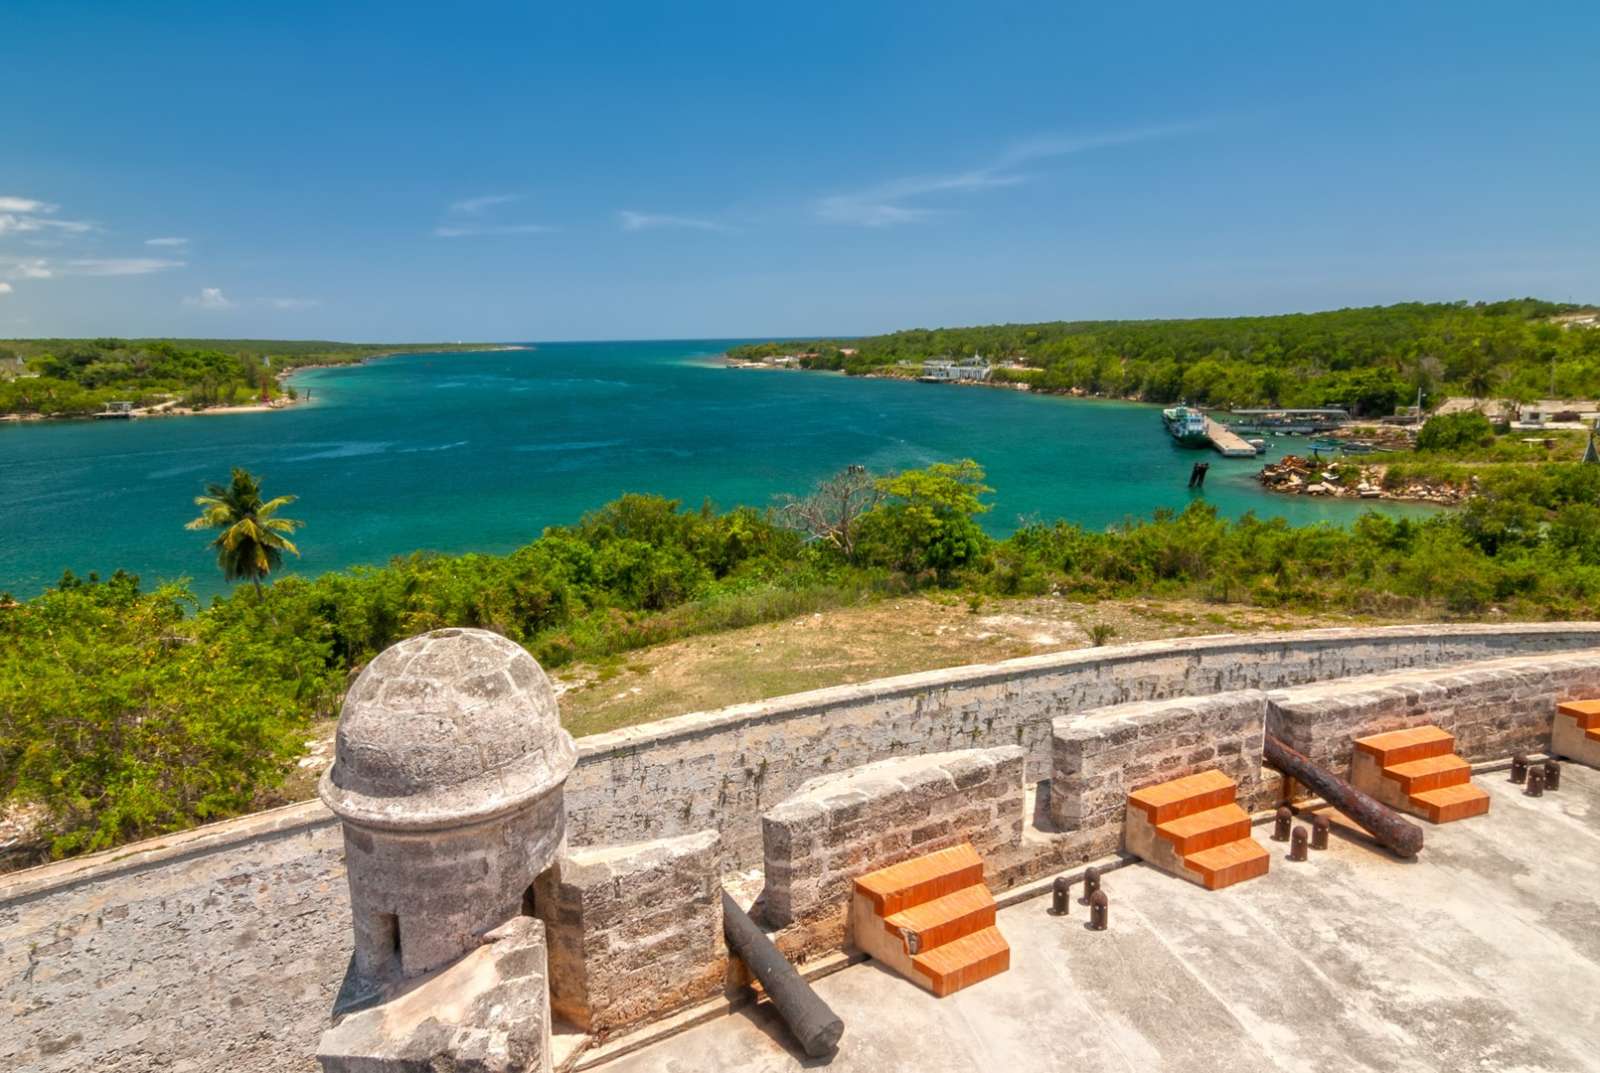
185 468 303 597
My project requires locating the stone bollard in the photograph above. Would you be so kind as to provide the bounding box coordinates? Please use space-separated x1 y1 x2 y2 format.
1052 877 1070 916
1510 755 1528 784
1311 813 1330 851
1273 806 1293 842
1088 890 1109 931
1080 865 1101 906
1526 765 1545 797
1544 760 1561 792
1289 825 1309 862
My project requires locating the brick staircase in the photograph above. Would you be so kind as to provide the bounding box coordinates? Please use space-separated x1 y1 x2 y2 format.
1123 770 1269 890
849 843 1010 997
1554 701 1600 768
1350 725 1490 823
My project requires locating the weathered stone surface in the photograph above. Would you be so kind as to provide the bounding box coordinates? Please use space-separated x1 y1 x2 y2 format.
1049 691 1267 857
1266 651 1600 769
320 628 577 987
316 916 551 1073
9 626 1600 1073
761 747 1025 935
535 829 725 1033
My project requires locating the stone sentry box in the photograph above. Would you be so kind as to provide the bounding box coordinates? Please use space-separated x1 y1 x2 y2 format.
317 627 577 1003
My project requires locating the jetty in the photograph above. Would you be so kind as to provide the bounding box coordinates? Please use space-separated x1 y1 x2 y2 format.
1205 416 1258 457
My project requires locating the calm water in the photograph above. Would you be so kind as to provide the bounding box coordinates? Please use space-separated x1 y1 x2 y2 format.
0 341 1432 597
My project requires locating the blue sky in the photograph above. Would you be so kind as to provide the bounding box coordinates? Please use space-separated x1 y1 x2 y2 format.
3 1 1597 341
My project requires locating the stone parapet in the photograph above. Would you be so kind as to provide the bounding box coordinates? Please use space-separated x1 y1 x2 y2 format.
1265 651 1600 769
535 829 725 1033
1049 691 1267 858
760 747 1025 942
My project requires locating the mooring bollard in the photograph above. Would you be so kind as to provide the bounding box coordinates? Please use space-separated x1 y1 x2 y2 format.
1526 765 1546 797
1051 876 1070 916
1544 760 1561 792
1311 813 1330 851
1273 806 1293 842
1289 825 1309 862
1088 890 1109 931
1510 754 1528 784
1080 865 1100 906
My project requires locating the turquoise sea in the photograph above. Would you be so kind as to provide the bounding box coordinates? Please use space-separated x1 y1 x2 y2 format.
0 341 1433 597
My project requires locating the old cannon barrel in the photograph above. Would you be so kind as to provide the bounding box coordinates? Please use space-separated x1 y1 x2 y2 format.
721 892 844 1057
1264 734 1424 858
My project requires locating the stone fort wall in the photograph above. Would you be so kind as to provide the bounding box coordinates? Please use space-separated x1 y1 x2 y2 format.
7 622 1600 1072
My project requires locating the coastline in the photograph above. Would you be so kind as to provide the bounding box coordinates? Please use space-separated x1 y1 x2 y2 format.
0 343 534 425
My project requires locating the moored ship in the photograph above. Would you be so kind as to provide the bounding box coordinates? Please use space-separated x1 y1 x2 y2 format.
1162 405 1211 447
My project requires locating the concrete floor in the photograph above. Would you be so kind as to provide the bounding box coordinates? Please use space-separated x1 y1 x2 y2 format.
601 764 1600 1073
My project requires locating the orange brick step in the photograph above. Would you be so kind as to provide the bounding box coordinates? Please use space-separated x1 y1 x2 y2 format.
1557 700 1600 729
1588 726 1600 744
912 925 1010 997
1183 838 1271 890
1128 769 1238 825
1384 753 1471 794
1410 783 1491 823
854 843 985 917
1155 803 1252 856
1354 725 1456 768
884 884 995 953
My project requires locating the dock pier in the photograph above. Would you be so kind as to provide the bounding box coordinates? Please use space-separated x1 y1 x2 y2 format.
1205 417 1258 457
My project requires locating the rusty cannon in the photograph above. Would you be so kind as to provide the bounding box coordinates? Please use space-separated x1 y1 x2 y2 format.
721 891 845 1058
1264 734 1425 858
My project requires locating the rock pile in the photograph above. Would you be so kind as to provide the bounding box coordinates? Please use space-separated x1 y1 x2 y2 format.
1256 455 1469 505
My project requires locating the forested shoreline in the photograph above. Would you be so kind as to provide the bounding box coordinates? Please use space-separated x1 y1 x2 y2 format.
729 300 1600 416
0 338 503 417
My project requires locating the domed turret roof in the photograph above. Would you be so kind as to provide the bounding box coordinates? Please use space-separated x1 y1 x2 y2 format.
319 628 577 830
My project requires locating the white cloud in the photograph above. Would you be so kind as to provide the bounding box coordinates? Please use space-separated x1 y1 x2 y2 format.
3 258 54 280
0 213 94 236
68 258 184 276
449 194 522 215
0 282 12 295
816 121 1208 226
183 287 235 309
266 297 319 311
433 223 554 238
0 196 54 213
145 236 189 247
617 210 728 233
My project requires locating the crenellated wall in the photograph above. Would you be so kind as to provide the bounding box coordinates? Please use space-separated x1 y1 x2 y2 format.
7 623 1600 1073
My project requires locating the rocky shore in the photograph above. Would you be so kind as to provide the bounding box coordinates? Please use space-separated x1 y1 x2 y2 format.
1257 455 1470 505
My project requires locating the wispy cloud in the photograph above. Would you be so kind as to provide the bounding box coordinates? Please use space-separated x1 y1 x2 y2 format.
2 258 54 280
433 223 554 238
145 236 189 247
183 287 234 309
0 282 12 295
617 210 729 233
266 297 319 311
816 121 1207 226
449 193 522 215
68 258 184 276
0 196 56 213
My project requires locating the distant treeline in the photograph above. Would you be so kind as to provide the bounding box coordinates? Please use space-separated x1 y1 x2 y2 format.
728 299 1600 417
0 338 500 416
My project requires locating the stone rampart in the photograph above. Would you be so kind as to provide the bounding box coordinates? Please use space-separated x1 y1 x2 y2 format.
566 623 1600 866
761 747 1024 939
535 829 726 1033
1266 650 1600 769
1049 691 1267 859
9 624 1600 1072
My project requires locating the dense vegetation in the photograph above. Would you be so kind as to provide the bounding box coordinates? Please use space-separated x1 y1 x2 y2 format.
729 300 1600 416
7 454 1600 860
0 337 498 416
